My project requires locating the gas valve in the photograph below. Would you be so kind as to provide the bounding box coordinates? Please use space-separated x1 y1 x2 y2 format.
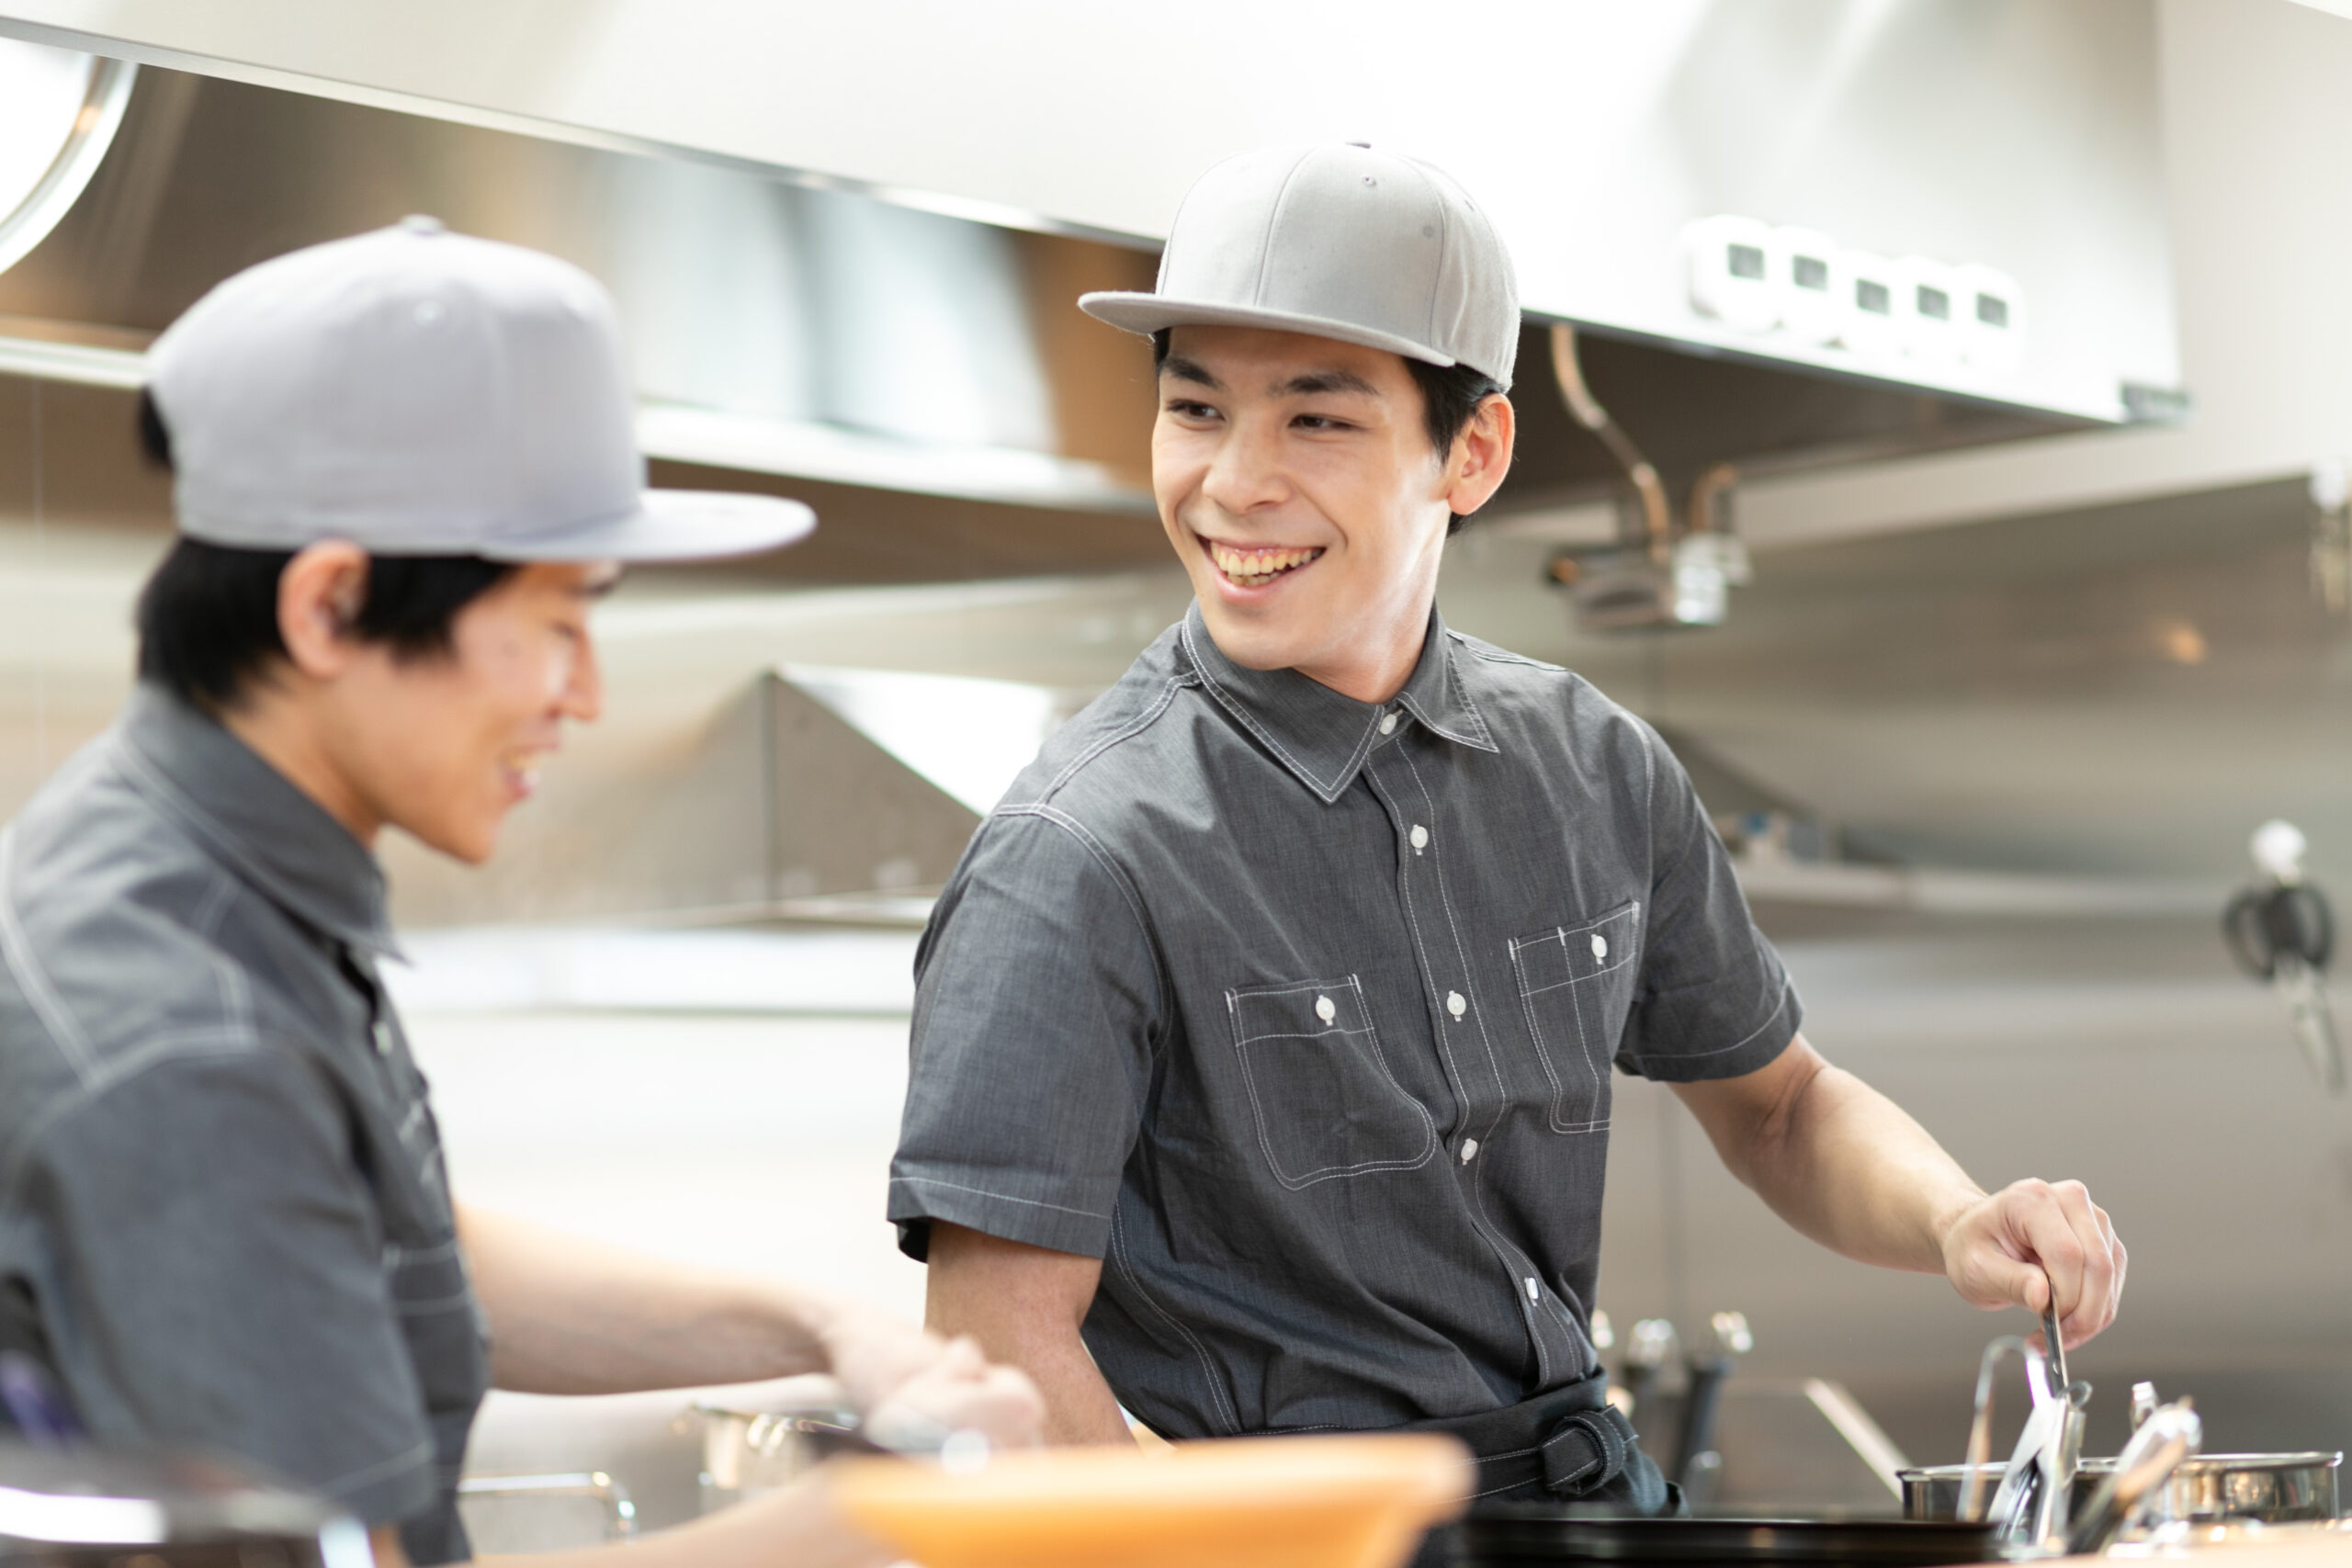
2222 819 2344 1094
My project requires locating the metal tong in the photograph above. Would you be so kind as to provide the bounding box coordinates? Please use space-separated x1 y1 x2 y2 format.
2065 1396 2203 1555
1957 1278 2089 1548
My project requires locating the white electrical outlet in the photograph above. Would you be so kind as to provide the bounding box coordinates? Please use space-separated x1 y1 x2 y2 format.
1893 255 1963 366
1770 227 1842 345
1684 214 1780 333
1832 249 1902 360
1952 262 2023 372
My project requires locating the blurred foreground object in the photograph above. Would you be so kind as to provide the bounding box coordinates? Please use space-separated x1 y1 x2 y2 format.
0 39 134 278
827 1433 1470 1568
0 1442 367 1568
2222 819 2345 1094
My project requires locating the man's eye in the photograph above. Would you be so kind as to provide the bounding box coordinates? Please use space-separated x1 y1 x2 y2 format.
1166 400 1219 420
1295 414 1353 432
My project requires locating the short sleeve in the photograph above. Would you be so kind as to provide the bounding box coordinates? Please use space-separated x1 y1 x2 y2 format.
27 1047 439 1529
1614 725 1802 1081
890 808 1163 1261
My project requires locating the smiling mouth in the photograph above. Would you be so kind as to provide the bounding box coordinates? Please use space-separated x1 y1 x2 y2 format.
500 750 545 799
1205 539 1326 588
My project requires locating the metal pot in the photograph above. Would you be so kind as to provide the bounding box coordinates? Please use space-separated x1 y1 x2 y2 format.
1900 1462 2107 1528
1899 1453 2340 1527
2158 1452 2341 1524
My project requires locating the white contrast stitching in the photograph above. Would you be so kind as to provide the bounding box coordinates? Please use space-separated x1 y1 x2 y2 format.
1383 744 1556 1384
1108 1201 1241 1435
887 1175 1109 1221
1225 974 1437 1189
992 805 1172 1054
0 827 98 1085
1182 620 1374 804
1362 755 1551 1385
1040 672 1189 800
1507 905 1638 1135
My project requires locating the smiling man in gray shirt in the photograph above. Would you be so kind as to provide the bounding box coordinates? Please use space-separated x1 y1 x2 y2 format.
890 143 2127 1513
0 220 1035 1568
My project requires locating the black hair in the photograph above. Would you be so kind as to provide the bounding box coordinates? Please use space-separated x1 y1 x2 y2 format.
133 389 519 711
1150 331 1504 536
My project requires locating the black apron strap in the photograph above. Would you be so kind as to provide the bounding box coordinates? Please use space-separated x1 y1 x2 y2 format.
1404 1366 1650 1502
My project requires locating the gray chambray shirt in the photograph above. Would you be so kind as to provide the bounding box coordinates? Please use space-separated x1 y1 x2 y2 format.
891 603 1800 1438
0 686 487 1564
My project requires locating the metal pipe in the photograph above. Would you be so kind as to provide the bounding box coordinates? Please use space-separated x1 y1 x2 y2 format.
1549 323 1670 561
457 1472 639 1541
1687 461 1738 536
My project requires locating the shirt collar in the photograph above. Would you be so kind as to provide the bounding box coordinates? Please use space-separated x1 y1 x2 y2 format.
117 682 403 959
1179 600 1499 805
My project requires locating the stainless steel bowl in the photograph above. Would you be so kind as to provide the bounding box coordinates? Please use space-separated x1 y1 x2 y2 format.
1899 1453 2340 1527
683 1403 860 1514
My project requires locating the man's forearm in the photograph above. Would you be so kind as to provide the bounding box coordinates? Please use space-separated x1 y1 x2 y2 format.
956 1317 1132 1446
458 1204 842 1394
1677 1038 1984 1274
923 1222 1133 1446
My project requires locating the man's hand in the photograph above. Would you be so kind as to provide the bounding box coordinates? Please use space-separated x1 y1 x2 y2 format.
1939 1179 2127 1351
815 1312 1045 1450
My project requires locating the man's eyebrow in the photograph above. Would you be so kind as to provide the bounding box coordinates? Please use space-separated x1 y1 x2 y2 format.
1277 367 1380 398
1159 354 1223 390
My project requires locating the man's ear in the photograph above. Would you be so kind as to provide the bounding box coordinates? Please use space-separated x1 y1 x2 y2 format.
277 542 372 680
1442 393 1516 519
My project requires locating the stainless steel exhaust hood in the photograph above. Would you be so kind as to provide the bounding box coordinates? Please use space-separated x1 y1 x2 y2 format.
0 0 2177 586
0 6 2191 920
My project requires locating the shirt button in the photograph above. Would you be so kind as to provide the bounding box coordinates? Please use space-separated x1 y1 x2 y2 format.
371 1020 394 1057
1315 995 1337 1023
1525 1276 1542 1301
1591 933 1609 961
1459 1138 1479 1164
1409 824 1430 851
1379 713 1399 736
1446 991 1466 1019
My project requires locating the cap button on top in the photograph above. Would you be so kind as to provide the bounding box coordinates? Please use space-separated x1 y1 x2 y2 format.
399 213 446 236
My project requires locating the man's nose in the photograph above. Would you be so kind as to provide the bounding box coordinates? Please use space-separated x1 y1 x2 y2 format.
563 632 605 724
1200 418 1291 516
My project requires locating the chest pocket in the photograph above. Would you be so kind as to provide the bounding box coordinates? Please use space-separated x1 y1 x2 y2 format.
1227 976 1437 1190
1508 900 1643 1134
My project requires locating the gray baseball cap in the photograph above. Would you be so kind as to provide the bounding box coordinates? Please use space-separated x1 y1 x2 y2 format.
146 217 815 561
1080 142 1521 388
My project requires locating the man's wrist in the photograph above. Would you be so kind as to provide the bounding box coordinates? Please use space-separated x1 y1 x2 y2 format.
1927 1185 1989 1267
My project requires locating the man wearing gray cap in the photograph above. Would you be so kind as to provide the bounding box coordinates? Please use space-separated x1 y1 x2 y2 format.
891 144 2124 1517
0 220 1036 1568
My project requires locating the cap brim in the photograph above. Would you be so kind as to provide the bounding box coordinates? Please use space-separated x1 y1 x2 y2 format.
481 491 816 563
1079 290 1458 369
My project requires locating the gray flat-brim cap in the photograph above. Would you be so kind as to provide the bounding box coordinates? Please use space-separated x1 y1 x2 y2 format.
1081 142 1521 389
